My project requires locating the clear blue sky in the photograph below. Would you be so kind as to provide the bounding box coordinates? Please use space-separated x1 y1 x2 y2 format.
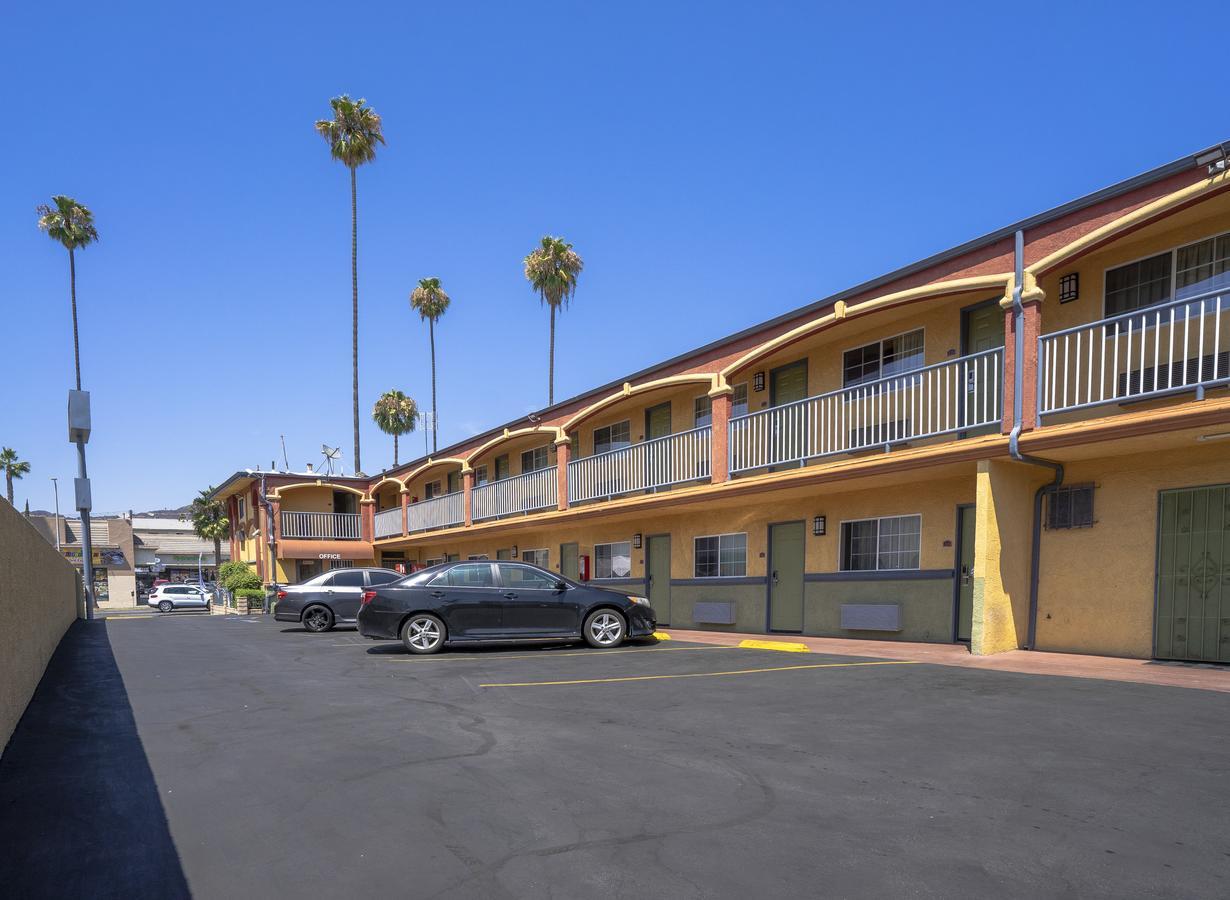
0 1 1222 514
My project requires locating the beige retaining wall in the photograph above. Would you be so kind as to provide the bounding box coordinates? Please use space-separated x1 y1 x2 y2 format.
0 500 82 754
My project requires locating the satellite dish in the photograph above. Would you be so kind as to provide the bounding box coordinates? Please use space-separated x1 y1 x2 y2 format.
321 444 342 475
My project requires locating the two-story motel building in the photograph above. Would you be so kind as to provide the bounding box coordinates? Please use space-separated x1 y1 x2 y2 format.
214 143 1230 662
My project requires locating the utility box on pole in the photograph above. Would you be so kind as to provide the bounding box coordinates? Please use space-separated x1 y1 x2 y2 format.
68 390 91 444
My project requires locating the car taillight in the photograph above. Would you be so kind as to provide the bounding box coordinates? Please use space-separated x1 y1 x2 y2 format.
361 590 376 606
277 590 287 600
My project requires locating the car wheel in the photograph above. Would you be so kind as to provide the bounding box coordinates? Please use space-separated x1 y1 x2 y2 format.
584 610 626 648
157 600 174 613
401 614 446 654
302 605 334 633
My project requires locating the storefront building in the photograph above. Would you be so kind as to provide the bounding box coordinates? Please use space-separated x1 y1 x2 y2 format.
213 142 1230 661
31 515 137 607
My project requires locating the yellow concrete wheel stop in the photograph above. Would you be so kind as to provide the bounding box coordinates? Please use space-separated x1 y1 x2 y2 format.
738 639 809 653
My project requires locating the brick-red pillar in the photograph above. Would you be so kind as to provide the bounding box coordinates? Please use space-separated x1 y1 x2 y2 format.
400 490 410 536
361 499 374 543
555 438 570 510
462 470 474 527
709 391 732 483
1002 299 1041 434
271 498 282 543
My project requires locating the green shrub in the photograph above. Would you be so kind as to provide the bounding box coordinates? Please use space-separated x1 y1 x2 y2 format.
234 587 266 599
223 565 263 592
217 560 249 588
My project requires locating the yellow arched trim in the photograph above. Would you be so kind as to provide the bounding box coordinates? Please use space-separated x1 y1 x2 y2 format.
563 374 720 431
270 481 369 501
465 426 567 465
720 274 1010 380
401 457 468 484
1028 168 1230 277
370 475 406 494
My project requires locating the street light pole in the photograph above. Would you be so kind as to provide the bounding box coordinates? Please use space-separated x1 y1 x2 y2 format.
50 477 60 551
68 390 95 620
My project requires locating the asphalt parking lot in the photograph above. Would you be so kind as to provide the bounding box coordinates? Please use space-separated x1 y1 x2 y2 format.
2 612 1229 899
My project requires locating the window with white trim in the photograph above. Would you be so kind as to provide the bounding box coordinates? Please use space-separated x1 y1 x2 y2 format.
475 465 488 486
424 557 444 567
494 454 510 480
424 479 442 500
732 382 749 417
840 515 921 571
593 421 631 455
694 533 747 578
594 541 632 579
1105 230 1230 317
843 330 924 387
467 554 490 560
520 446 550 473
521 548 549 568
693 395 712 428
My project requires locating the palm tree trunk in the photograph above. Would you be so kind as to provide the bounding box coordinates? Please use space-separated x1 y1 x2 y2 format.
5 473 12 505
548 304 556 405
350 165 361 474
429 318 438 453
393 433 399 467
213 535 222 583
70 247 81 391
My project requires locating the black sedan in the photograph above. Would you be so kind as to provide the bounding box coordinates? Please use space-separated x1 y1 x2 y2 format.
275 567 404 632
357 560 657 654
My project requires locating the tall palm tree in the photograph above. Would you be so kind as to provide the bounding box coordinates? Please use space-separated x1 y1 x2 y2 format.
37 196 99 390
1 448 31 506
409 277 451 452
524 236 584 405
372 390 419 467
315 95 385 475
189 487 230 584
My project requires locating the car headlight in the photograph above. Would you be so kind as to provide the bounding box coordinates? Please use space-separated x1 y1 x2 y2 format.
626 595 650 606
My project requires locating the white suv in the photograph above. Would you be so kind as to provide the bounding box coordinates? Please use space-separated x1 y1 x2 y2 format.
148 584 213 612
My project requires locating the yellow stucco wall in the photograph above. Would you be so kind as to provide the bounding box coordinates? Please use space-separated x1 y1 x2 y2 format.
970 459 1049 656
1035 442 1230 659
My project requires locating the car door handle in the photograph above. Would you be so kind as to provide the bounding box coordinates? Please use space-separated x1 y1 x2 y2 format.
771 570 779 585
503 592 518 599
430 591 445 599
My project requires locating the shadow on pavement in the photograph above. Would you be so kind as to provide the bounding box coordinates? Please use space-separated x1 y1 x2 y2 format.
0 620 191 899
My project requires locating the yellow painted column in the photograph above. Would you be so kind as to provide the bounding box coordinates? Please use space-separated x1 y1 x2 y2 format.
970 459 1048 656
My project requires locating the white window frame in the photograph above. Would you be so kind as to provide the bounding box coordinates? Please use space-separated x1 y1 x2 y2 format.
731 382 749 418
521 548 549 568
838 514 922 572
841 328 926 389
693 532 748 578
593 420 631 456
467 554 490 560
1101 228 1230 319
520 445 550 473
593 541 633 580
424 557 444 567
693 394 712 428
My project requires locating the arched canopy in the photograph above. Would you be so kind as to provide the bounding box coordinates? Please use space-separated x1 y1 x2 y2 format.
270 481 369 501
465 426 568 465
370 475 407 494
563 374 720 432
721 273 1010 381
402 457 468 484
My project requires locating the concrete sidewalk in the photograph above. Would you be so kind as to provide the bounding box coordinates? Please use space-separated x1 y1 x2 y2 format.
659 628 1230 693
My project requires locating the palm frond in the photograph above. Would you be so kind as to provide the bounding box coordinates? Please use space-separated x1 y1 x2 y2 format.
36 195 99 250
409 277 451 322
372 389 420 436
524 235 583 309
316 94 385 168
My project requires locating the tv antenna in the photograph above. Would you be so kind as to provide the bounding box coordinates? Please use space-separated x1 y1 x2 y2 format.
280 435 290 471
321 444 342 476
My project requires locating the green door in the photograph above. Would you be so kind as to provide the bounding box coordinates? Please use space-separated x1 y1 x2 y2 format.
768 522 805 632
770 360 809 466
1156 485 1230 662
560 542 579 580
647 535 671 626
644 402 672 491
955 505 976 641
645 402 672 440
962 301 1005 434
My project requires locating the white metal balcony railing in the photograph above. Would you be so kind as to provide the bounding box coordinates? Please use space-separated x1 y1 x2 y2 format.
473 467 558 522
728 347 1003 474
280 511 362 540
1039 289 1228 417
407 492 464 533
373 506 403 539
568 426 712 504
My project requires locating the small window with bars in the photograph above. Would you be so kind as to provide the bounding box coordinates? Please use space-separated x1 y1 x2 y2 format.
1046 485 1095 530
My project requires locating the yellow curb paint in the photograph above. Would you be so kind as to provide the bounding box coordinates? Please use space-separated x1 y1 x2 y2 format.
738 639 810 653
652 631 671 641
480 659 918 688
390 646 738 663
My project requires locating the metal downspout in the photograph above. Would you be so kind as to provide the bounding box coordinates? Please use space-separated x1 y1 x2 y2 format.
1005 230 1063 650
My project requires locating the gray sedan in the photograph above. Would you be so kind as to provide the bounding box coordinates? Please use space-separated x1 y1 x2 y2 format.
273 568 402 632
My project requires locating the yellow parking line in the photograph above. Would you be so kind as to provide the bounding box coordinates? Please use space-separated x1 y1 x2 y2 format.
480 659 919 687
389 645 739 664
738 639 809 653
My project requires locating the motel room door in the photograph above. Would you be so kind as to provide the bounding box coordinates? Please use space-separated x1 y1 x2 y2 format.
955 504 976 642
646 535 672 626
560 542 579 581
768 521 805 633
1155 485 1230 663
961 300 1005 435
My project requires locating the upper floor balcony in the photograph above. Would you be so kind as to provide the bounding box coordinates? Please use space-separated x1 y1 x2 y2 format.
281 510 362 540
408 492 464 533
568 425 712 504
473 467 558 521
373 506 403 539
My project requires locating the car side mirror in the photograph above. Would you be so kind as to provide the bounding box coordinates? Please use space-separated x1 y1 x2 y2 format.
555 581 567 592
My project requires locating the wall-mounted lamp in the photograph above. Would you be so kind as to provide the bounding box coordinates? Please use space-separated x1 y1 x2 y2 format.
1058 272 1079 304
511 544 518 557
632 533 642 549
812 515 826 536
753 371 766 393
